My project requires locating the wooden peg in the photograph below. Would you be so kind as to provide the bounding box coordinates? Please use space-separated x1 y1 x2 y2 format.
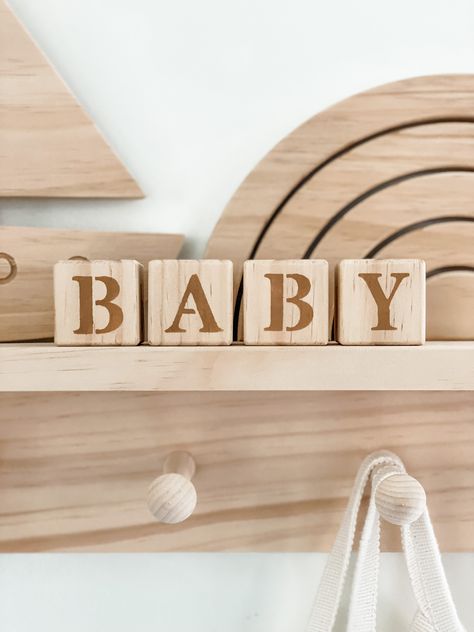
147 451 197 524
336 259 426 345
148 260 233 345
54 259 142 346
375 472 426 526
243 259 329 345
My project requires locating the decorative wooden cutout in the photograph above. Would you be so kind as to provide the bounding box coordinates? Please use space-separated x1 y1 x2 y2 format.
148 260 233 345
337 259 426 345
54 259 142 346
205 75 474 341
0 226 183 342
0 0 142 197
243 259 328 345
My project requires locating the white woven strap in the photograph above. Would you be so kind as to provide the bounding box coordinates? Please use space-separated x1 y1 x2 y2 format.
305 451 403 632
304 451 464 632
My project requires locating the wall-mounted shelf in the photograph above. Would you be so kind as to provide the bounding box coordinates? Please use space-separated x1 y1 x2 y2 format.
0 342 472 392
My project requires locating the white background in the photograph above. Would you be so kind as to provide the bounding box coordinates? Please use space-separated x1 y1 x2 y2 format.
1 0 474 629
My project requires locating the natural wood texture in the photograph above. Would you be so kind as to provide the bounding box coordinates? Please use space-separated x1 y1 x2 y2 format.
0 390 472 552
0 1 142 197
147 452 197 524
427 271 474 340
375 473 426 526
243 260 328 345
205 76 474 340
0 342 472 391
0 226 183 342
337 259 426 345
54 260 142 346
148 260 233 345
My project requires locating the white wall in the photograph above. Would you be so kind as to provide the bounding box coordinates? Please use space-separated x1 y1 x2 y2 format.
1 0 474 629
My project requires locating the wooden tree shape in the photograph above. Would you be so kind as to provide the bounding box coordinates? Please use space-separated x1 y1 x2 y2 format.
0 1 143 197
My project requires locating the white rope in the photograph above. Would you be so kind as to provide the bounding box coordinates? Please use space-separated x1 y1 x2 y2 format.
304 451 464 632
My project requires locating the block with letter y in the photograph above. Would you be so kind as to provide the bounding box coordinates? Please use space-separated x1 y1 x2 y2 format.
336 259 426 345
148 260 233 345
54 259 143 345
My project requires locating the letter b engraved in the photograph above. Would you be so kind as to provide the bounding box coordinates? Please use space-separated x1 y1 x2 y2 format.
264 273 314 332
73 275 124 335
358 272 409 331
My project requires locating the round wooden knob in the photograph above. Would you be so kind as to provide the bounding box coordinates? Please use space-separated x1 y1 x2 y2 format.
147 451 197 524
375 473 426 526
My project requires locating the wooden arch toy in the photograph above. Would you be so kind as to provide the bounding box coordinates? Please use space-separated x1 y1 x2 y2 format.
205 74 474 340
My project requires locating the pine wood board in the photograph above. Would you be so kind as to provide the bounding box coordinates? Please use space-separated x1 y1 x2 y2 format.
0 0 142 197
0 343 472 391
0 390 472 552
205 76 474 340
0 226 183 341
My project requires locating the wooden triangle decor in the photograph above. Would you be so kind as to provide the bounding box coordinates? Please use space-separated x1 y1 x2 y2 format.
0 1 143 197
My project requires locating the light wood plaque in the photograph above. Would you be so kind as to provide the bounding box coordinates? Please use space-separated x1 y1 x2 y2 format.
0 226 183 341
0 0 142 197
205 75 474 340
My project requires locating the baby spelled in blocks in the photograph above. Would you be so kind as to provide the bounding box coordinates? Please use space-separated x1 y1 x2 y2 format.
54 258 426 346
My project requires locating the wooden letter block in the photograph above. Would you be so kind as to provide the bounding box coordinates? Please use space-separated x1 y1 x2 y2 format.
148 260 233 345
54 260 142 346
337 259 426 345
243 260 329 345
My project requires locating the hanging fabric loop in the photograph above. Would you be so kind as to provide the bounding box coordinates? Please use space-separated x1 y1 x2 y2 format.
304 451 464 632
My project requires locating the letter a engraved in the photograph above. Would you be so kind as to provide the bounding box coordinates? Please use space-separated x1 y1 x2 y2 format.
264 273 314 332
73 275 124 335
165 274 223 333
358 272 410 331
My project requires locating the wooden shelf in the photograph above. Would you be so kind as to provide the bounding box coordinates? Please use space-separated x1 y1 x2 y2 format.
0 342 472 391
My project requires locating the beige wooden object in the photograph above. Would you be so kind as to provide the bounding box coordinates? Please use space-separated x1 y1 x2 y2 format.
0 390 473 552
54 260 142 346
427 271 474 340
0 1 142 197
147 452 197 524
148 260 233 345
205 75 474 340
375 473 426 526
243 260 328 345
1 343 472 391
337 259 426 345
0 226 183 342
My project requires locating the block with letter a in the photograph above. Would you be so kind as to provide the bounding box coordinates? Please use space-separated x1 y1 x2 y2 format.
336 259 426 345
54 259 142 345
243 260 329 345
148 260 233 345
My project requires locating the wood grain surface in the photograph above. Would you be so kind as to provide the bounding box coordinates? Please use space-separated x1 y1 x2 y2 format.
148 260 233 345
205 76 474 340
243 260 328 345
54 260 143 346
0 0 142 197
0 226 183 341
1 342 472 391
336 259 425 345
0 390 472 552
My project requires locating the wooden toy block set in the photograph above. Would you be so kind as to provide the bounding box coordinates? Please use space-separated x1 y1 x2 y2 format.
0 67 473 582
54 258 426 346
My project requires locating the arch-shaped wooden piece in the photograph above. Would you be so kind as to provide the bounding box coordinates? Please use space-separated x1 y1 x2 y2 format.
205 75 474 339
0 1 142 197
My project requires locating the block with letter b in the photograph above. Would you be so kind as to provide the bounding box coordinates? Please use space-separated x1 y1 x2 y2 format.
336 259 426 345
148 260 233 345
243 260 329 345
54 259 143 345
